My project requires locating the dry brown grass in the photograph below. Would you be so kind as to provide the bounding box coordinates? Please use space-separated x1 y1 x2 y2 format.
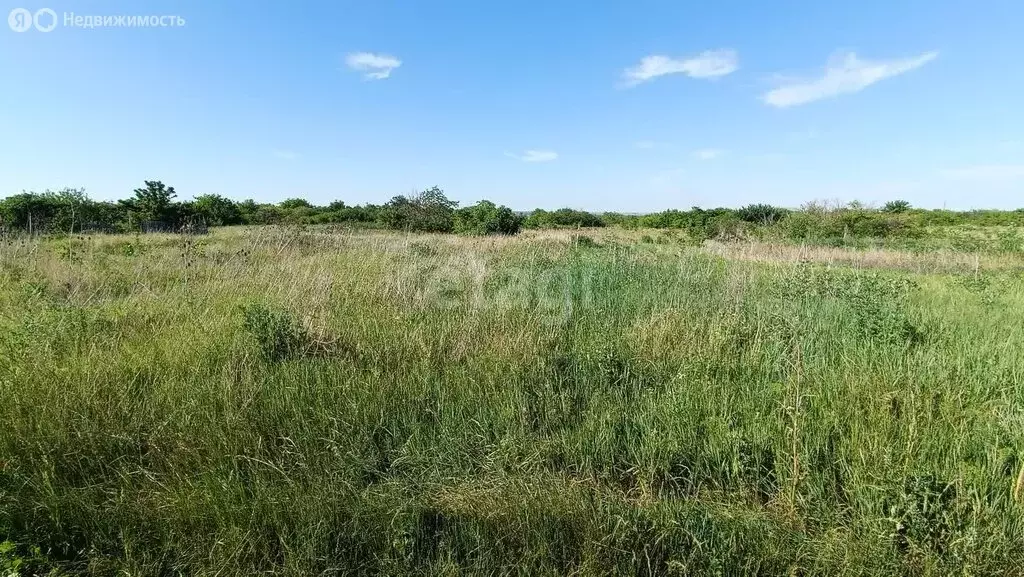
1015 463 1024 504
703 240 1024 274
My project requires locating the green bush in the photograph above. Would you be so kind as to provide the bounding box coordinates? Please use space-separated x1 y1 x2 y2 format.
882 200 912 214
452 200 522 235
523 208 604 228
240 303 318 362
736 203 789 224
779 205 923 242
379 186 458 233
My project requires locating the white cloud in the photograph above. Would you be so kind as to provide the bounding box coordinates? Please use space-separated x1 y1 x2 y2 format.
622 49 738 87
273 150 299 160
505 150 558 162
940 165 1024 181
693 148 725 160
762 50 938 108
345 52 402 80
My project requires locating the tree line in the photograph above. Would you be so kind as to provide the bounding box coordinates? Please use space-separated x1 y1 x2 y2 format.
2 181 1023 239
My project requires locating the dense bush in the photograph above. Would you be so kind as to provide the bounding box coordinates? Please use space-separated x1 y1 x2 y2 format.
3 184 1024 243
193 194 243 226
379 186 458 233
598 212 632 227
241 303 310 361
621 208 747 241
882 200 912 214
0 183 389 233
736 203 789 224
523 208 605 228
279 198 313 210
778 203 924 242
452 200 522 235
239 303 336 361
0 188 119 233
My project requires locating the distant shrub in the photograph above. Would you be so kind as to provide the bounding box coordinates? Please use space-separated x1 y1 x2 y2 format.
523 208 604 229
736 203 789 224
632 207 746 242
779 206 923 242
380 186 458 233
706 213 749 241
599 212 633 227
193 194 243 225
452 200 522 235
882 200 912 214
777 210 829 241
278 198 313 210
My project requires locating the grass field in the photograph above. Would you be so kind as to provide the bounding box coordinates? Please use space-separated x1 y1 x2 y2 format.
2 226 1024 575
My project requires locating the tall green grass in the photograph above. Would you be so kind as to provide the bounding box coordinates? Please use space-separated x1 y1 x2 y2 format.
1 228 1023 575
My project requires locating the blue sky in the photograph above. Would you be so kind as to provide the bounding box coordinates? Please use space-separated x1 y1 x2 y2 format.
2 0 1023 211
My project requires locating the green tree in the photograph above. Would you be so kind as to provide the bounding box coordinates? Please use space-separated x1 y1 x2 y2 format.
523 208 604 228
882 200 912 214
279 198 313 210
0 188 92 233
129 181 177 222
380 186 458 232
193 194 242 226
453 200 522 235
0 192 51 231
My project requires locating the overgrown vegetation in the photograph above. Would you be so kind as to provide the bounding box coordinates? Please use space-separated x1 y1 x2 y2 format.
2 226 1023 575
453 200 523 235
4 186 1024 253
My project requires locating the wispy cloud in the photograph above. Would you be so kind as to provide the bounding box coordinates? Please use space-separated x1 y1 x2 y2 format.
693 148 725 160
622 49 738 87
505 150 558 162
273 149 300 160
762 50 938 108
345 52 402 80
940 164 1024 181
